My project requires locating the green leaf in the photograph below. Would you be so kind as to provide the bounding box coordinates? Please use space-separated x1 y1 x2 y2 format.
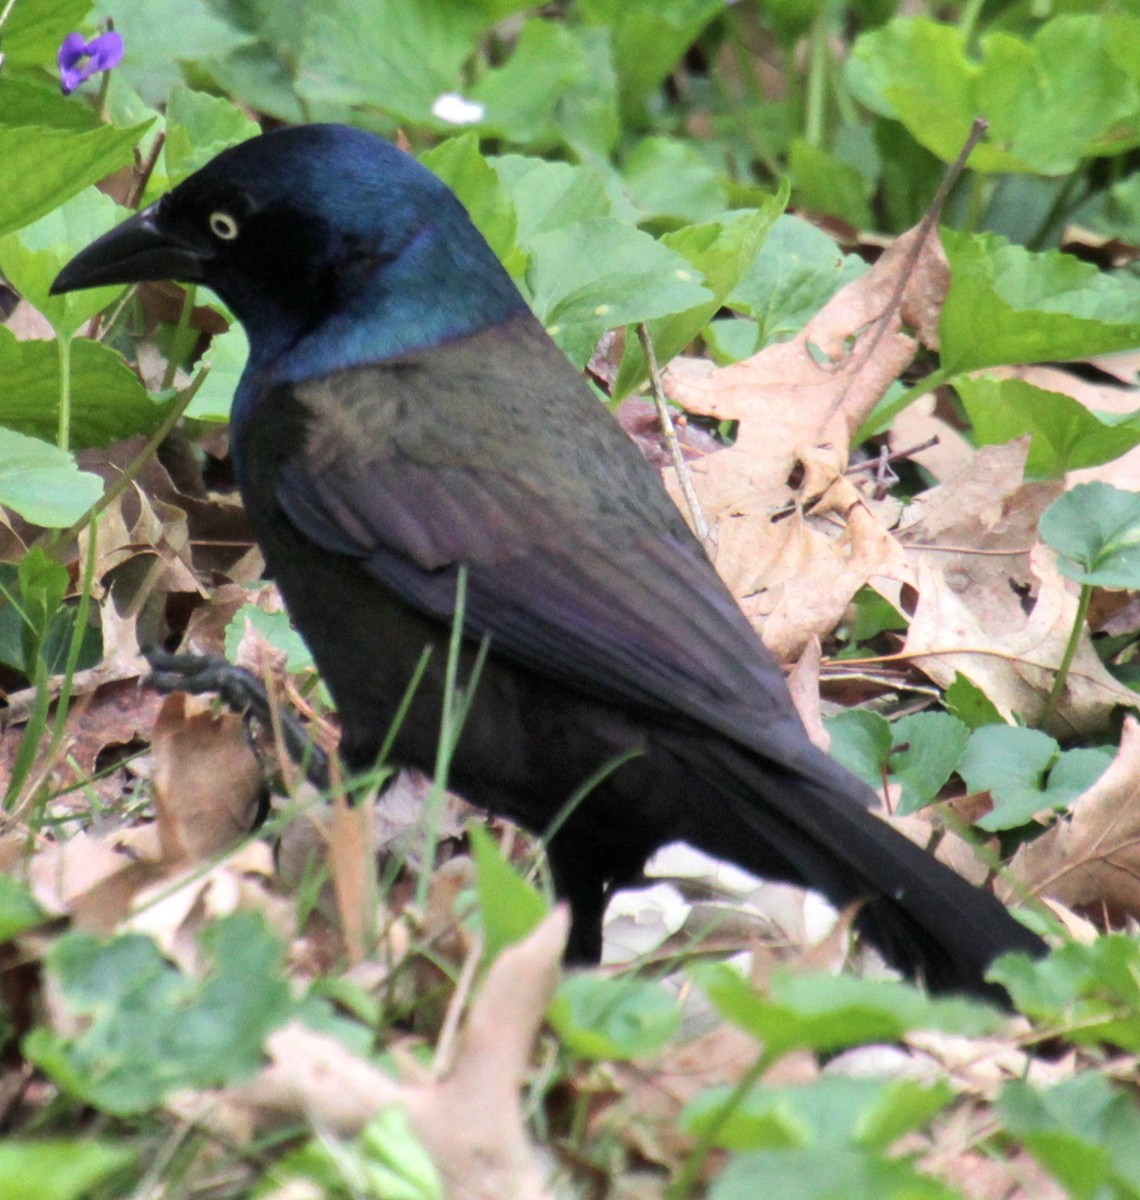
998 1075 1140 1200
2 0 91 68
622 137 731 226
468 20 593 150
92 0 250 103
1038 482 1140 588
578 0 724 118
704 316 760 364
526 217 711 366
0 189 129 336
549 973 680 1060
468 823 546 962
492 155 613 244
613 197 785 396
1084 170 1140 245
683 1076 954 1153
420 135 524 278
788 139 873 228
0 428 103 528
958 724 1112 831
710 1147 959 1200
206 9 309 127
956 376 1140 480
824 709 892 793
731 215 867 349
944 673 1004 730
822 709 965 813
889 712 970 816
0 875 48 941
989 935 1140 1051
28 912 294 1115
841 586 907 644
0 330 163 448
0 1140 134 1200
846 16 1140 175
939 230 1140 376
0 122 150 238
694 963 1000 1060
188 321 249 420
162 86 260 188
0 78 103 130
0 555 102 676
297 0 486 125
225 604 314 674
360 1107 444 1200
17 547 68 671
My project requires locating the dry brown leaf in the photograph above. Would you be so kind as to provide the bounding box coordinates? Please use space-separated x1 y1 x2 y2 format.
786 637 828 751
895 439 1134 734
125 845 281 973
228 908 568 1200
27 830 163 932
903 546 1136 736
602 1020 779 1169
328 793 379 964
917 1103 1066 1200
888 392 974 484
660 223 945 657
151 692 263 864
4 298 54 341
1004 716 1140 919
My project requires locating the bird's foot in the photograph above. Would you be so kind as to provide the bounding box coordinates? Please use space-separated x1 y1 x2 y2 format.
143 647 330 790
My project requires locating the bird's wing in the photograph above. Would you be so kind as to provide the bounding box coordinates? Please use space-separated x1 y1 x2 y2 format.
265 322 808 755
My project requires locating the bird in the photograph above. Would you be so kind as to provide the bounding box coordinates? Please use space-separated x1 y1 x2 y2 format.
53 123 1046 997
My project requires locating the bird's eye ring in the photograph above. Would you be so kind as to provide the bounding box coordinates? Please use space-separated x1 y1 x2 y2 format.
209 211 240 240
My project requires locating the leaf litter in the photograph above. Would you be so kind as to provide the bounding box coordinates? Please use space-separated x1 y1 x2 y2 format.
3 168 1140 1200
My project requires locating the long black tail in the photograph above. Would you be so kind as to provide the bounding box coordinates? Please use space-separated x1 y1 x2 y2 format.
685 738 1047 1004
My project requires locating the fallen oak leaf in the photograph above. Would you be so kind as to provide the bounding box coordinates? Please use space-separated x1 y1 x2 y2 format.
660 221 944 657
901 547 1137 737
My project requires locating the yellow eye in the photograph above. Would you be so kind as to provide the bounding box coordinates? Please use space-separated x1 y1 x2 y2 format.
209 211 239 240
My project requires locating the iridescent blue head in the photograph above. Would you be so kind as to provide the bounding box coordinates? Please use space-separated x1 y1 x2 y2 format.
53 124 528 376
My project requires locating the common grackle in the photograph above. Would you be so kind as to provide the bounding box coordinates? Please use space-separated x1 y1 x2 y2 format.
54 125 1046 996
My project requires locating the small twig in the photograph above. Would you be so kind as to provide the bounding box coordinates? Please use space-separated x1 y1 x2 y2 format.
831 117 990 425
844 436 940 476
127 130 166 210
636 322 710 544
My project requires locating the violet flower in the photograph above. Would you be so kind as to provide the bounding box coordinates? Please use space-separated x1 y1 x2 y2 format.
58 31 124 96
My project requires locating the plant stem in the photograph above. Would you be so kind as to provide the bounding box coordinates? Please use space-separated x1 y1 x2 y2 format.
853 364 955 444
52 365 209 552
957 0 987 47
163 285 197 390
1026 169 1086 251
963 169 989 233
1041 582 1092 730
805 0 832 149
637 322 709 543
668 1047 775 1200
57 334 72 451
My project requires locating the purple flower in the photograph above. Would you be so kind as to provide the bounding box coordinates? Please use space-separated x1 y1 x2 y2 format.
58 31 124 96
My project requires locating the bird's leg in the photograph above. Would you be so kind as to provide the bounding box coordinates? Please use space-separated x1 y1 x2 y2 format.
143 646 330 790
546 836 610 965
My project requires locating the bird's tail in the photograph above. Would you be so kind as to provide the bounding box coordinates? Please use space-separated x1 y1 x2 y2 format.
683 738 1047 1003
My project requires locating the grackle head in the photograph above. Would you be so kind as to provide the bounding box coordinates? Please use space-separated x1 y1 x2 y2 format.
52 123 526 366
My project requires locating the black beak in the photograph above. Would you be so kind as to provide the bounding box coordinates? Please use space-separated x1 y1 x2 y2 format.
51 205 210 295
